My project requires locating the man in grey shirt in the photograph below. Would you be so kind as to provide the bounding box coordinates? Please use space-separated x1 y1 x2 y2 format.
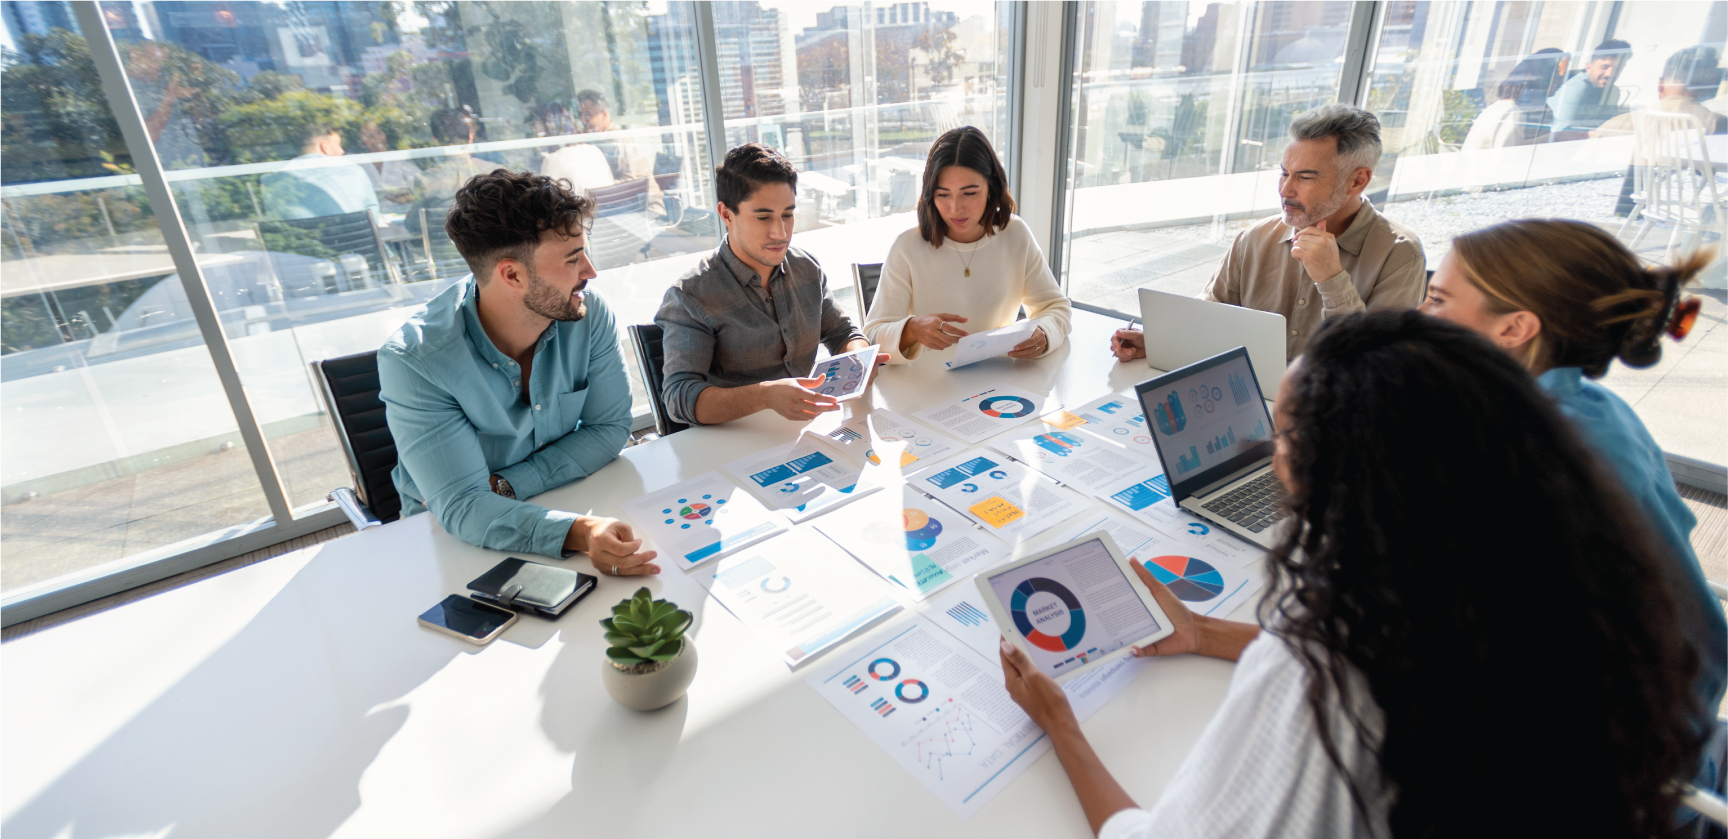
655 144 884 425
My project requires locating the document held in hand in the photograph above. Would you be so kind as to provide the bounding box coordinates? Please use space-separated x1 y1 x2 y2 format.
943 320 1037 369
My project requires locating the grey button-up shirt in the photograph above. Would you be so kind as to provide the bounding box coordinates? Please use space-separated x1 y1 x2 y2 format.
655 240 862 425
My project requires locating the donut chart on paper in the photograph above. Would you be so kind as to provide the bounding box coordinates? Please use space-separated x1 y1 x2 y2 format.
978 395 1035 419
1145 555 1226 601
895 679 930 703
1009 577 1087 652
868 658 901 680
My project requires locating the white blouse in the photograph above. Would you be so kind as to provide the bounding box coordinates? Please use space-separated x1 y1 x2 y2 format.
863 216 1073 364
1100 633 1390 839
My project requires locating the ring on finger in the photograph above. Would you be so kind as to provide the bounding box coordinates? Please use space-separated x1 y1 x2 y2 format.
611 564 618 575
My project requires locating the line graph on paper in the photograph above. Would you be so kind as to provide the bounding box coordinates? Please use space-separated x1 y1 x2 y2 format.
901 698 982 780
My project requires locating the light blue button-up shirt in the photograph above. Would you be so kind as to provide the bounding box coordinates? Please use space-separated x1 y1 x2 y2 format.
378 278 632 557
1538 367 1726 716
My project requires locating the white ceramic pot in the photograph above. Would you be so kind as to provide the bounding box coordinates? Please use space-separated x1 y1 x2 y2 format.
600 638 697 711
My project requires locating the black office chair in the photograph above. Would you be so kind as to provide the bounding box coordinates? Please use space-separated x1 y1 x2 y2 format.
588 177 656 271
258 209 396 298
311 350 400 530
627 323 689 438
852 262 883 319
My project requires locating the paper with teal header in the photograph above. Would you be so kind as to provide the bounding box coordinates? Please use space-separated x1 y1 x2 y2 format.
812 485 1010 601
619 471 787 570
806 615 1053 819
699 529 899 667
722 435 877 523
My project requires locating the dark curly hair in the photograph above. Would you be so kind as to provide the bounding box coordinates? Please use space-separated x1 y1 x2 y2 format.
716 143 797 214
1450 219 1711 377
917 126 1014 246
444 169 593 282
1270 310 1703 837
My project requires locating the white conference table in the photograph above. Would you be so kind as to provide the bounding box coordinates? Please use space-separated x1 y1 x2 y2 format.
2 310 1260 839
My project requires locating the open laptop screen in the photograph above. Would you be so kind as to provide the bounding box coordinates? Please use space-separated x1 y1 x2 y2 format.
1134 347 1276 501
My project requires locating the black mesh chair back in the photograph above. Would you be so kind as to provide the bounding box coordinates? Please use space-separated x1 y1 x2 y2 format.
258 209 391 298
627 323 688 438
852 262 883 319
312 350 401 523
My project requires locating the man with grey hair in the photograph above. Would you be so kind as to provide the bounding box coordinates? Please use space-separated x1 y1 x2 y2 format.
1112 102 1425 360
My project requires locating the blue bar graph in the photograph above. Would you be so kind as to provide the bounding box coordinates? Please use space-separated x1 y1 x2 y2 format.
946 602 991 628
1229 372 1252 406
1177 445 1202 474
1246 418 1269 442
1204 426 1237 454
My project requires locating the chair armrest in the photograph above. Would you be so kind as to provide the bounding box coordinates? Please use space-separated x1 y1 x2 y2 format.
328 487 383 531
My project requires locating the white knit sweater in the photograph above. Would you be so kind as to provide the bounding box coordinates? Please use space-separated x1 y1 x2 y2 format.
863 215 1073 364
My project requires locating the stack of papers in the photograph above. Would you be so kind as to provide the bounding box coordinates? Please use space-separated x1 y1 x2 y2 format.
723 435 878 522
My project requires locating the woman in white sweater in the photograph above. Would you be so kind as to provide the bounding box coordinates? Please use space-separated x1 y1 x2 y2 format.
863 126 1072 364
1001 312 1704 838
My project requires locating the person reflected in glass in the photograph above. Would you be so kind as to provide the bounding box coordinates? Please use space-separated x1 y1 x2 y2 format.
533 101 614 200
359 119 417 211
1419 221 1725 813
1592 46 1725 138
1110 104 1425 363
1549 39 1633 135
863 126 1071 363
1461 49 1568 150
1005 310 1706 837
655 144 885 425
407 106 487 237
260 121 381 220
576 89 664 218
378 170 656 576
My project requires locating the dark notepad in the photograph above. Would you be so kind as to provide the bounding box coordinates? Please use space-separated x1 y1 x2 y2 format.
467 558 596 618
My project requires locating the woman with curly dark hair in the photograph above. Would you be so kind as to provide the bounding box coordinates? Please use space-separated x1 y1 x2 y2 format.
999 311 1704 838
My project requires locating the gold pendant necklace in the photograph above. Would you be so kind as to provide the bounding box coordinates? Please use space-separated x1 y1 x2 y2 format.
956 241 977 277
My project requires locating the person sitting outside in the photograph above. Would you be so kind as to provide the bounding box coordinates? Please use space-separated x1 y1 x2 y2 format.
1461 49 1568 150
863 125 1072 363
1418 220 1725 813
378 170 656 577
1004 310 1706 837
1592 45 1725 138
1550 39 1633 134
655 144 884 425
533 102 616 200
1111 103 1425 363
576 89 663 216
261 121 381 220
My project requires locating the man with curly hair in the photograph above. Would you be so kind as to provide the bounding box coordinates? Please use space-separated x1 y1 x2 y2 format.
378 170 658 577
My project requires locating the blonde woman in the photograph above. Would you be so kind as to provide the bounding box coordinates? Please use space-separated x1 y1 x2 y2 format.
864 126 1071 363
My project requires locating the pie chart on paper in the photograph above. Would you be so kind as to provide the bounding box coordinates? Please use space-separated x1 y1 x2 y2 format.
1144 555 1226 602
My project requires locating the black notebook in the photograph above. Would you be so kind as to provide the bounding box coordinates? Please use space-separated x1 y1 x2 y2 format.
467 558 596 618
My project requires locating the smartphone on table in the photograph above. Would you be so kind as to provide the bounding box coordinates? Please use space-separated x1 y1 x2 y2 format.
417 594 518 645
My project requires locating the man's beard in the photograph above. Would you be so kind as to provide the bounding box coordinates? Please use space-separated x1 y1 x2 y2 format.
523 265 587 322
1281 181 1352 230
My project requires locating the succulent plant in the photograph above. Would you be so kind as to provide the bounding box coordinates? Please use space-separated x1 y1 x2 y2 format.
601 587 692 668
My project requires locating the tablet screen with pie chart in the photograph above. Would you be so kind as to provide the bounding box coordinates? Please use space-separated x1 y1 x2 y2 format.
975 533 1174 683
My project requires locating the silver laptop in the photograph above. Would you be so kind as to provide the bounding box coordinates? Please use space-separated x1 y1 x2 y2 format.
1138 288 1287 393
1135 346 1288 551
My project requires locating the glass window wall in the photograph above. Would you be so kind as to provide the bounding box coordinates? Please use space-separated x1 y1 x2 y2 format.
1 17 271 594
1060 0 1360 314
713 0 1015 320
1361 1 1726 466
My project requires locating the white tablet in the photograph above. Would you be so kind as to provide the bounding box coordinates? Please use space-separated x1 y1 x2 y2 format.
974 532 1175 683
809 343 879 402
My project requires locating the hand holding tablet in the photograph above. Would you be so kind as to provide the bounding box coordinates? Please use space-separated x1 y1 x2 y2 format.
974 532 1176 683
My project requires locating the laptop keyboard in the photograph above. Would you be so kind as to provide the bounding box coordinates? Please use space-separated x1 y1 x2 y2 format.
1199 472 1291 534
